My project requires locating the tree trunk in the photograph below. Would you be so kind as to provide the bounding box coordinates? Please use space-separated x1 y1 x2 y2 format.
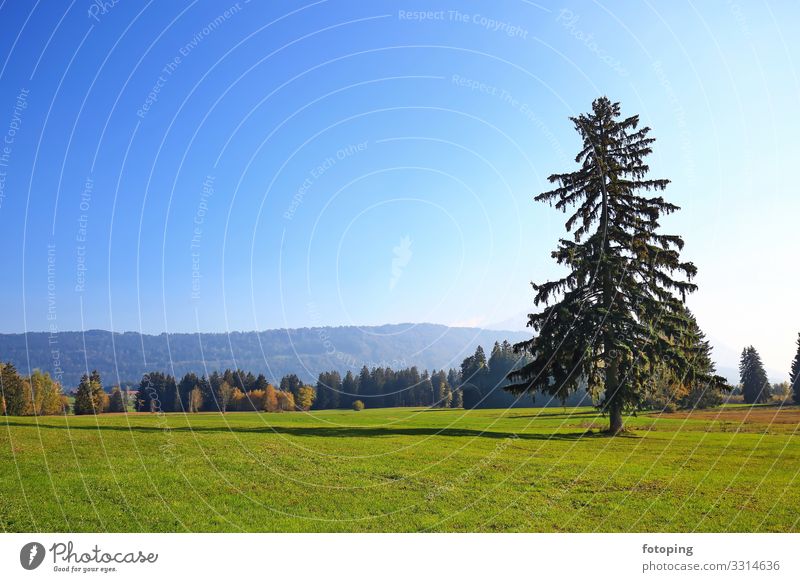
608 399 624 435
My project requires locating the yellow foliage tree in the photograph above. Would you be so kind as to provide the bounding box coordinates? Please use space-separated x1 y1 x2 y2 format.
264 384 279 412
296 385 315 411
276 390 295 412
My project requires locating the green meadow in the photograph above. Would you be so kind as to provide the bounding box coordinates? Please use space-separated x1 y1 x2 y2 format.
1 406 798 532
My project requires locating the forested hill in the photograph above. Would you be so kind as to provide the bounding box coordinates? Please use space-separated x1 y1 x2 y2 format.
0 324 530 389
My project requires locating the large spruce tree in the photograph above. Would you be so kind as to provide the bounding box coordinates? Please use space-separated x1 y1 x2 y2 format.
509 97 698 434
739 346 770 404
790 333 800 405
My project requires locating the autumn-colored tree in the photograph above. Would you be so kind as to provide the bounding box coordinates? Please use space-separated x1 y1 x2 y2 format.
276 390 295 412
35 371 66 415
1 363 33 416
264 384 279 412
245 389 266 411
229 388 246 411
189 387 203 412
100 392 111 412
296 385 316 411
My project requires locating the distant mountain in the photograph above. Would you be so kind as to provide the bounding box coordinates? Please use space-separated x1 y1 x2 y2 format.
0 324 531 389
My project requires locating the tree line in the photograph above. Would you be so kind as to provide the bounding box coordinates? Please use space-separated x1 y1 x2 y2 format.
0 364 68 416
2 329 800 417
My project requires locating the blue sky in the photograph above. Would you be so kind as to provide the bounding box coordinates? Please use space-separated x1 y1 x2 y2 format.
0 0 798 378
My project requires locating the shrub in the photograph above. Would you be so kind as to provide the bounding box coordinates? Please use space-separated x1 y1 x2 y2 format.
352 400 365 411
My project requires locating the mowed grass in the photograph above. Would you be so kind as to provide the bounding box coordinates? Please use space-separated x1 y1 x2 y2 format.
1 405 799 532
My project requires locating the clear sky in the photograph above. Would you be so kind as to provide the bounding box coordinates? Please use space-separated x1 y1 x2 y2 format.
0 1 798 379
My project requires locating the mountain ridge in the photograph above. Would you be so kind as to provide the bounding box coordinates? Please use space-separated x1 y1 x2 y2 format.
0 323 531 389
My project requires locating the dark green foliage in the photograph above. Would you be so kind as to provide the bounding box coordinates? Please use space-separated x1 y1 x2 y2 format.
460 345 487 388
194 374 213 411
341 370 358 408
674 310 730 409
1 362 32 416
73 370 105 415
418 371 434 407
643 308 729 410
739 346 770 404
431 370 450 407
280 374 303 402
358 366 373 406
253 373 269 391
314 371 341 409
461 385 481 409
486 341 530 407
448 369 463 408
454 344 538 408
791 333 800 405
177 372 201 412
357 365 385 408
135 372 177 412
108 387 126 413
509 97 699 433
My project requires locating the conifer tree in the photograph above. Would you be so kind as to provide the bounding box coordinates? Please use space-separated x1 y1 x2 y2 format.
436 380 453 408
790 333 800 405
177 372 201 412
671 309 729 408
342 370 358 408
509 97 698 434
739 346 770 404
0 363 32 416
108 387 126 413
280 374 303 402
74 371 105 415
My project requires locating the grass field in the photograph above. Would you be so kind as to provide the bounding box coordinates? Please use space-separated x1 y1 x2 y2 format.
1 405 799 532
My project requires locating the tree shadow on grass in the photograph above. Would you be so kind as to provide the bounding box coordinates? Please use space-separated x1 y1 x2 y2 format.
2 420 635 441
500 410 601 421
